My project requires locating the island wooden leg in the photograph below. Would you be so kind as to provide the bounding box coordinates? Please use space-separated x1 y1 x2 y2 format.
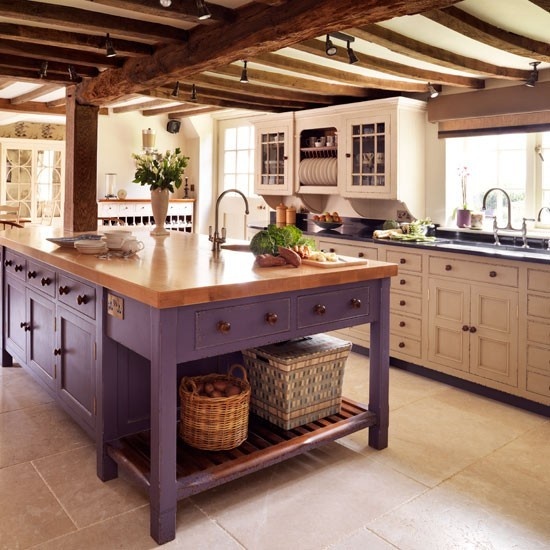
368 278 390 450
149 308 178 544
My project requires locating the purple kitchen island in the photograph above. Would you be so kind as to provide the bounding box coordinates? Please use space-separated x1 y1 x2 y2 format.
0 228 397 544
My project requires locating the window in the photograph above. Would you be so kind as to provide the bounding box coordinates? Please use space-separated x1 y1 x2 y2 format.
218 119 255 196
446 132 549 228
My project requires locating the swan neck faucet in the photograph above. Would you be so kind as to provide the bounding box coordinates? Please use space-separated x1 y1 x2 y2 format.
209 189 250 252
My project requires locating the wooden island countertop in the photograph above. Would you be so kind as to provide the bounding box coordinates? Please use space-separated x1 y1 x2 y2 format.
0 226 398 308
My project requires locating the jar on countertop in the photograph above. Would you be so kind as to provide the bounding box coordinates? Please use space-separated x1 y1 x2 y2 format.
285 206 296 225
276 203 287 227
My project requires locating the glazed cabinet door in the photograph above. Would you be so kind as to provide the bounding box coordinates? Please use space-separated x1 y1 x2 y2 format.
56 305 96 428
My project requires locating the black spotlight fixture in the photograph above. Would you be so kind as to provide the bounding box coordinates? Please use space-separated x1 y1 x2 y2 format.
105 33 116 58
196 0 211 20
67 65 81 82
159 0 171 7
427 82 440 99
325 34 337 56
525 61 541 88
240 60 249 83
190 83 197 101
39 61 48 79
171 81 180 98
346 41 359 64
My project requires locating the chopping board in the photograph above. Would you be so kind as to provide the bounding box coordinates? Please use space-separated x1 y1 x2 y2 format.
302 256 369 268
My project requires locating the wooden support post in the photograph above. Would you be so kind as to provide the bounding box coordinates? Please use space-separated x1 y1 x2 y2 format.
64 85 99 232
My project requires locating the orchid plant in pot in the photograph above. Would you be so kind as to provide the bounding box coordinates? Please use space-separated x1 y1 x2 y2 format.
455 166 471 228
132 148 189 235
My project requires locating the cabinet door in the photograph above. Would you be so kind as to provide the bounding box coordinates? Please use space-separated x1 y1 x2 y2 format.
427 278 470 372
56 306 96 428
343 114 392 198
4 275 27 362
469 285 518 385
27 289 56 389
254 125 292 195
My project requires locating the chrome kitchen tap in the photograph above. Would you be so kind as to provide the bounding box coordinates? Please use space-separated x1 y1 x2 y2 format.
481 187 519 231
209 189 250 253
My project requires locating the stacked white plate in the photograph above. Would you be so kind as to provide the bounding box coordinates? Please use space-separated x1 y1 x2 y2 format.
74 239 108 255
299 158 337 186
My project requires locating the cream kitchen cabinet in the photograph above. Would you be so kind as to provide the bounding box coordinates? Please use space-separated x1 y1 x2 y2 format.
253 113 294 196
427 254 519 388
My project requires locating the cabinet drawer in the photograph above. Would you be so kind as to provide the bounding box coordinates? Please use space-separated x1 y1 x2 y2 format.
195 298 290 349
390 314 421 339
385 249 422 272
390 292 422 316
26 260 56 297
297 287 371 329
527 344 550 375
428 256 518 287
390 272 422 294
390 334 421 359
57 274 96 319
527 294 550 320
168 203 192 216
134 203 153 216
527 320 550 345
4 250 26 280
526 371 550 398
318 240 378 261
527 268 550 293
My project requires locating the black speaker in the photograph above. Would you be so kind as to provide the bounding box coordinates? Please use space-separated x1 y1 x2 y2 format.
167 120 181 134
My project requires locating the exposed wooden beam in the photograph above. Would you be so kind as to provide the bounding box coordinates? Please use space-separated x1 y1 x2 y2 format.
423 6 550 63
167 106 222 118
0 98 65 115
0 53 98 78
349 25 530 80
46 97 67 108
76 0 461 104
293 39 484 88
0 66 72 83
112 99 176 114
10 84 61 105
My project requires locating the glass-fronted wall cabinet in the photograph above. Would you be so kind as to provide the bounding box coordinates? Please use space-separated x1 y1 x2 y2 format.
253 114 294 196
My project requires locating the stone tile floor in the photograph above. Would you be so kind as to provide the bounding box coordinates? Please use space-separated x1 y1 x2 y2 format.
1 353 548 549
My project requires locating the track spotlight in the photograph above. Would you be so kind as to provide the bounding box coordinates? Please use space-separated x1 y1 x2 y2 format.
171 81 180 97
427 82 440 99
159 0 171 7
240 60 249 83
190 83 197 101
347 41 358 64
67 65 81 82
525 61 540 88
195 0 211 20
325 34 337 56
39 61 48 79
105 33 117 58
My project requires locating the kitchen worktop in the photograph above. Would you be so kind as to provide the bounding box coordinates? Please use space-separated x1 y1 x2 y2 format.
0 226 397 308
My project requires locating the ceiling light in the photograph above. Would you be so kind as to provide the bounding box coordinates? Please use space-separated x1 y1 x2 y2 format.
427 82 440 98
240 60 249 83
68 65 81 82
159 0 171 7
325 34 337 56
190 83 197 101
525 61 540 88
105 33 116 58
196 0 211 20
346 41 358 64
39 61 48 79
171 81 180 97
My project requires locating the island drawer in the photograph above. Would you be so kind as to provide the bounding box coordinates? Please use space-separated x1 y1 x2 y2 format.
26 260 56 297
195 298 291 350
4 250 26 280
428 256 518 287
297 287 371 329
57 274 96 319
390 292 422 316
527 268 550 293
385 249 422 272
390 273 422 294
527 295 550 320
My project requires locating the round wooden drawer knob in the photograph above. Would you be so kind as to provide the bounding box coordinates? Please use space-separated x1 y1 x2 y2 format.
41 277 51 286
489 271 497 278
314 304 326 315
400 258 406 264
27 271 37 279
77 295 88 305
59 286 69 295
350 298 361 309
398 342 405 348
399 279 406 285
445 264 452 271
265 312 278 325
399 321 406 327
217 321 231 334
399 300 406 306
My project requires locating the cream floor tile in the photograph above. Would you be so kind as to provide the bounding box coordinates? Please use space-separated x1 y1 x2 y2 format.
0 462 75 550
0 402 89 468
191 442 426 550
368 422 550 550
33 502 244 550
0 367 53 413
32 445 148 528
328 526 397 550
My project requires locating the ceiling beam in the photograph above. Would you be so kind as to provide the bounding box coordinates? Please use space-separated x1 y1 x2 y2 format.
76 0 461 105
0 53 98 78
10 84 62 105
423 6 550 63
111 99 176 113
0 98 65 115
167 106 222 118
349 25 530 80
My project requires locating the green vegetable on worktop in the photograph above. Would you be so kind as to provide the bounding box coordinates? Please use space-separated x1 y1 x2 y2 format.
250 225 316 256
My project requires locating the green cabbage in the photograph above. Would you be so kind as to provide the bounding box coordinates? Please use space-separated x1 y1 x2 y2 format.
250 224 314 256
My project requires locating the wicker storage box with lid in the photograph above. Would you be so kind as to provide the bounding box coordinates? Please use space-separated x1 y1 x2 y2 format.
242 334 352 430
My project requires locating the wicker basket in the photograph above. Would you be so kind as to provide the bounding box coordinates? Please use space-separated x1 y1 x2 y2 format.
179 364 250 451
242 334 352 430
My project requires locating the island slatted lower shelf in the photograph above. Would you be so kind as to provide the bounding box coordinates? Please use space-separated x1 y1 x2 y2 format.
106 397 375 500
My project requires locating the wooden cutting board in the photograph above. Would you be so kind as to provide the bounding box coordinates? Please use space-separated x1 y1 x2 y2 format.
302 256 369 268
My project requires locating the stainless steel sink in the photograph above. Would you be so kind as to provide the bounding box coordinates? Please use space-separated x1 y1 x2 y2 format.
436 241 550 259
